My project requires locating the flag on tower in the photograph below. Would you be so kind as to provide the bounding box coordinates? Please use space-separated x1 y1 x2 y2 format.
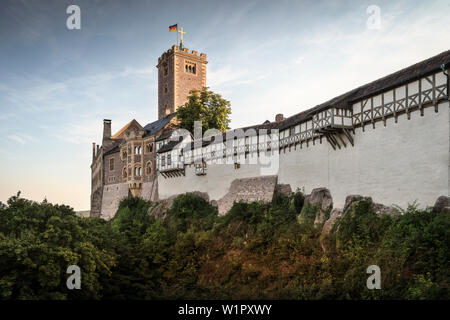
169 24 177 32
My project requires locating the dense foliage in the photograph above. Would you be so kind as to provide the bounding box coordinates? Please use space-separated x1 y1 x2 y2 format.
0 191 448 299
175 87 232 134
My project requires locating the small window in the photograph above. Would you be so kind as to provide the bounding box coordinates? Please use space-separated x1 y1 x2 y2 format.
167 154 171 166
164 67 168 76
109 158 114 171
161 155 166 166
146 143 153 153
122 167 127 179
164 85 168 94
134 167 141 177
290 127 295 136
146 162 152 175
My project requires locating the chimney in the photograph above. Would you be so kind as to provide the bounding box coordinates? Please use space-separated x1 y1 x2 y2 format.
103 119 112 141
275 114 285 123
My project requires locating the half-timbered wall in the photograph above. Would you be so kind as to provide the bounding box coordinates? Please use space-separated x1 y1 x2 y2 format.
157 71 449 211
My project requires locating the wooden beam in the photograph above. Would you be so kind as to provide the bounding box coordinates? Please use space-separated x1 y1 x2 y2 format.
343 128 354 147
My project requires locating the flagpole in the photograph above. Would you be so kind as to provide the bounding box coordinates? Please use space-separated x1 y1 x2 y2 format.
177 23 179 47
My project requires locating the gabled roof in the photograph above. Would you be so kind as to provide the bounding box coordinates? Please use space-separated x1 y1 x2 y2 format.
111 119 143 139
278 49 450 130
143 113 176 137
156 49 450 154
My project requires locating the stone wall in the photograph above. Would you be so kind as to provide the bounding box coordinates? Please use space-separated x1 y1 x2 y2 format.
217 176 278 215
100 182 129 220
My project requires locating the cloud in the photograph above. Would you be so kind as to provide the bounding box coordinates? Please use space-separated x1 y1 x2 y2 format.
7 134 32 144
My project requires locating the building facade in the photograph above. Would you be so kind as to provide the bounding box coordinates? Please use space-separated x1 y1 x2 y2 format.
92 45 450 219
90 45 208 219
156 50 450 214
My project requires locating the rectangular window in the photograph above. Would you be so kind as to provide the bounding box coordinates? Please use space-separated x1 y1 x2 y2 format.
167 154 171 166
161 156 166 166
109 158 114 171
290 127 295 136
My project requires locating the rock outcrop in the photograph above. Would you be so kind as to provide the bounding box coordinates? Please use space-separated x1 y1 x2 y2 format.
433 196 450 213
321 194 400 234
148 191 210 220
298 188 333 226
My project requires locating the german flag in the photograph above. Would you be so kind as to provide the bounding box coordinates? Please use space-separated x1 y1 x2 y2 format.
169 24 177 32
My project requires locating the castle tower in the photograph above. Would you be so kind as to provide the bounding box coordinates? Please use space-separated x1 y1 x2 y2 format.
157 45 207 119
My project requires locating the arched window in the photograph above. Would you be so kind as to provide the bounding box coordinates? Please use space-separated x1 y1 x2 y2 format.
122 167 127 179
189 66 192 73
138 167 142 176
138 146 141 154
146 161 152 175
185 65 188 72
192 66 196 74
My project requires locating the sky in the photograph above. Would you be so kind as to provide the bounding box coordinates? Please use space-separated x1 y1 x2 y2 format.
1 0 450 211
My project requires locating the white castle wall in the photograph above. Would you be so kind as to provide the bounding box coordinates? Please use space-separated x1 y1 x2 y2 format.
278 101 449 209
158 101 449 211
158 161 266 201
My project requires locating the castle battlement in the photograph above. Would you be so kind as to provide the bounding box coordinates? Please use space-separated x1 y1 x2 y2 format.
158 45 207 65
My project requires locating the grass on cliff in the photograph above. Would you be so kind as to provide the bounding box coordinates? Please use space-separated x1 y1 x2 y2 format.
0 191 448 299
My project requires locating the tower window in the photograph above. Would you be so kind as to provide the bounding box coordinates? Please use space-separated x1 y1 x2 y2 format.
164 67 168 76
109 158 114 171
185 61 197 74
164 84 168 94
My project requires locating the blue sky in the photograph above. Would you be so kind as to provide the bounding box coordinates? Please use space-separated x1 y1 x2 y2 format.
1 0 449 210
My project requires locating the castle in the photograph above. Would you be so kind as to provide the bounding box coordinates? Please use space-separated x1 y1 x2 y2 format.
91 45 450 219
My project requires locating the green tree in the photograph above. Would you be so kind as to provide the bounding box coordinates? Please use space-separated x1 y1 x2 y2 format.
176 87 231 134
0 192 115 299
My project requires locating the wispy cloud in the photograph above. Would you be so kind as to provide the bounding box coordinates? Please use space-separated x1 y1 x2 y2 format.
7 134 32 144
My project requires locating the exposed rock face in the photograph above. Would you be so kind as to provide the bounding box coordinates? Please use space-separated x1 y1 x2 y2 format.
216 176 278 216
433 196 450 213
322 208 344 234
298 188 333 226
275 184 292 196
148 191 210 220
321 194 400 234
